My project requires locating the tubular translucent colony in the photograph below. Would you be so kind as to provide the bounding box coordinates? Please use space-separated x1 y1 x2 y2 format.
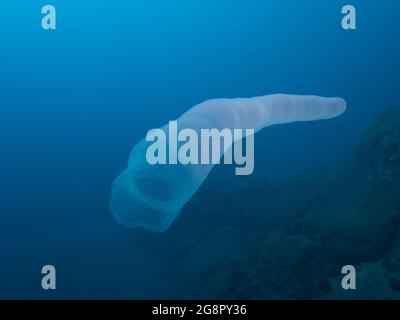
110 94 347 232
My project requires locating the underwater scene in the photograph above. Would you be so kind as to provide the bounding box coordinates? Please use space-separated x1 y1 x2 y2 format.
0 0 400 300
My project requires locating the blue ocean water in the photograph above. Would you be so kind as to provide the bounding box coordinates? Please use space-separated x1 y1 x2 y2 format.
0 0 399 299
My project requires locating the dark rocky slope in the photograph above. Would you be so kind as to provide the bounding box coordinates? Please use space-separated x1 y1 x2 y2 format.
146 108 400 299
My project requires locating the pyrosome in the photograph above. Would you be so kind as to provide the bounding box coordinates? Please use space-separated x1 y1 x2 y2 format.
110 94 347 232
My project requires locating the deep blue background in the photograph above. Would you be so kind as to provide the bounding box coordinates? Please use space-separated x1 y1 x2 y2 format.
0 0 399 298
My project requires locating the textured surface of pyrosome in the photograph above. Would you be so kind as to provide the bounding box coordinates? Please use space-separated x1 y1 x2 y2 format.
110 94 347 232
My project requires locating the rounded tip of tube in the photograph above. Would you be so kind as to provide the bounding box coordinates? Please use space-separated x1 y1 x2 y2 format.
332 97 347 117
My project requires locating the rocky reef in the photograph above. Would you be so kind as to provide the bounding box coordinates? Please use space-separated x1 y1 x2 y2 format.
147 107 400 299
